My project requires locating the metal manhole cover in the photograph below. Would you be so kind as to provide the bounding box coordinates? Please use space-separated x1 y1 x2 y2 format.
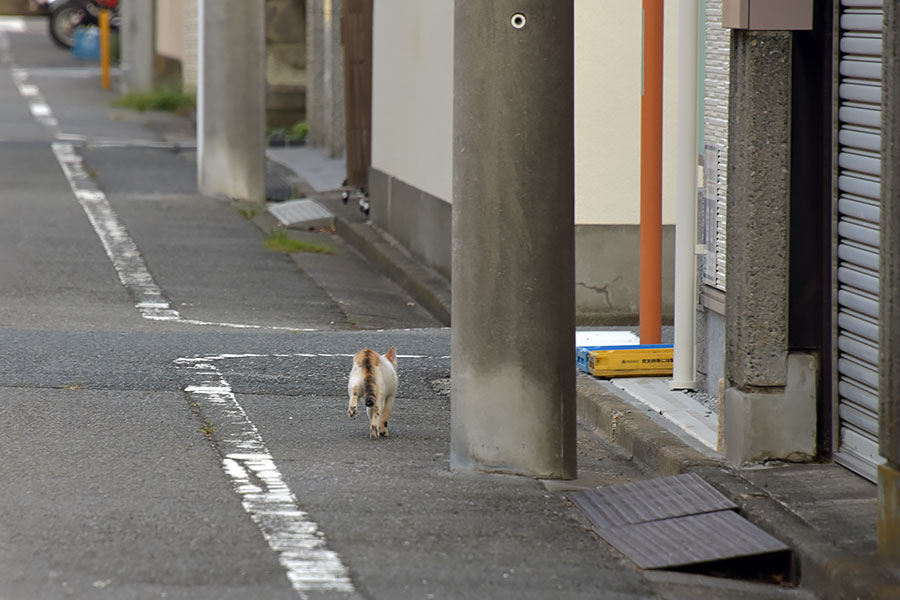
268 199 334 229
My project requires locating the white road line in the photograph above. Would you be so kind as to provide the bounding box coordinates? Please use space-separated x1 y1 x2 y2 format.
52 141 183 321
12 69 58 129
51 140 317 331
3 63 317 332
0 17 25 32
175 352 449 365
177 357 356 598
14 66 443 336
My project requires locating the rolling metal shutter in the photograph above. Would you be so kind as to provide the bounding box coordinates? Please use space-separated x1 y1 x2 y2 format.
834 0 885 482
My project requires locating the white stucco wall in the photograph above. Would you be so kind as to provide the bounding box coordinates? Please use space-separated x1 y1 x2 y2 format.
370 1 681 223
156 0 184 61
370 0 454 202
575 0 679 225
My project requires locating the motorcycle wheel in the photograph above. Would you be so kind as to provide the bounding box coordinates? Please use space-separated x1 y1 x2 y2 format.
48 1 86 49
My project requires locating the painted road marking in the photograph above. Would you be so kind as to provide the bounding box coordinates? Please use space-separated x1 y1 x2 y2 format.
176 356 357 598
173 351 448 595
52 140 316 330
9 66 311 332
13 66 445 336
12 69 58 129
0 17 25 32
176 352 451 364
3 77 312 330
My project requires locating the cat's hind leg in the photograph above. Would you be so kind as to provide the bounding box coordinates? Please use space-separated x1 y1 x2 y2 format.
348 387 359 418
367 405 380 438
378 394 395 437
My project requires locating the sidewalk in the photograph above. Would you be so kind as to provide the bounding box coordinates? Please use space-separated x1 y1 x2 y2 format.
271 145 899 600
266 146 452 325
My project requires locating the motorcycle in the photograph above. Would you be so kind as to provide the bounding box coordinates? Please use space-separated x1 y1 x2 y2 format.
45 0 119 49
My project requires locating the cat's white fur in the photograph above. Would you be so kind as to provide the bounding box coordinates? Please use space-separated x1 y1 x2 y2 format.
347 347 398 438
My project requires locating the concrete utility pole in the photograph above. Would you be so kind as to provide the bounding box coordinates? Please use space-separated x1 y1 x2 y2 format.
119 0 154 93
451 2 576 479
197 0 266 202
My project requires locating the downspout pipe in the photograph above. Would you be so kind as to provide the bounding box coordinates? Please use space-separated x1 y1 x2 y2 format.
640 0 664 345
670 0 700 390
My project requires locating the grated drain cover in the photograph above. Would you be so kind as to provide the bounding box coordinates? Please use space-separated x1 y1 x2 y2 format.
570 473 789 569
268 199 334 229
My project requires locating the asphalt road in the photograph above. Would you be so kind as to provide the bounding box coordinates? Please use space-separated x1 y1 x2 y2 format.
0 17 815 600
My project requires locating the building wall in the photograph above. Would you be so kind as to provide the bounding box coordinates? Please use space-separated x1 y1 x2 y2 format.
182 0 198 92
0 0 31 15
156 0 183 61
697 0 729 396
369 0 685 321
575 1 679 226
370 0 453 202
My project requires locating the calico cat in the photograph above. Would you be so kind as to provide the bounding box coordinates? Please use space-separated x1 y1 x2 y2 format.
347 347 398 438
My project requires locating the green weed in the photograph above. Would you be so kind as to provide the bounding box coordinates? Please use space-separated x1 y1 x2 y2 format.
236 204 264 220
113 87 196 113
264 229 334 255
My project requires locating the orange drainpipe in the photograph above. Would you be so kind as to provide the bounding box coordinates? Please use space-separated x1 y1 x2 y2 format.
640 0 664 344
100 9 110 90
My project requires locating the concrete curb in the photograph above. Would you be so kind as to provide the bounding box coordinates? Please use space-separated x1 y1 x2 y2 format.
576 374 718 475
577 373 899 599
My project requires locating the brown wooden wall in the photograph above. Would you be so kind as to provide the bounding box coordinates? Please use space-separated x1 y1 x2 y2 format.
342 0 372 189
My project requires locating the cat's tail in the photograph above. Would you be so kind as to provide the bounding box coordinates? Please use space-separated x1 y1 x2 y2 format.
364 378 378 407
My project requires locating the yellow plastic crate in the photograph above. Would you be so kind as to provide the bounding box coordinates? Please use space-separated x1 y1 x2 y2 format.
585 344 673 378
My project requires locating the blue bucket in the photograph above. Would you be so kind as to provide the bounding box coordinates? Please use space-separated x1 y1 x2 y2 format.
72 27 100 61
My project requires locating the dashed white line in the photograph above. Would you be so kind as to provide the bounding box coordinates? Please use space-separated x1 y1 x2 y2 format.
12 69 58 129
176 356 357 598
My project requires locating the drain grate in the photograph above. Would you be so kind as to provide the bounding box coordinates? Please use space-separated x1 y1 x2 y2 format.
570 473 789 570
268 199 335 230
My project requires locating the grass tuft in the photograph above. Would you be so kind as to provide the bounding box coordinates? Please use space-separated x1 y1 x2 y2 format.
112 87 196 114
265 229 334 255
236 204 264 220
